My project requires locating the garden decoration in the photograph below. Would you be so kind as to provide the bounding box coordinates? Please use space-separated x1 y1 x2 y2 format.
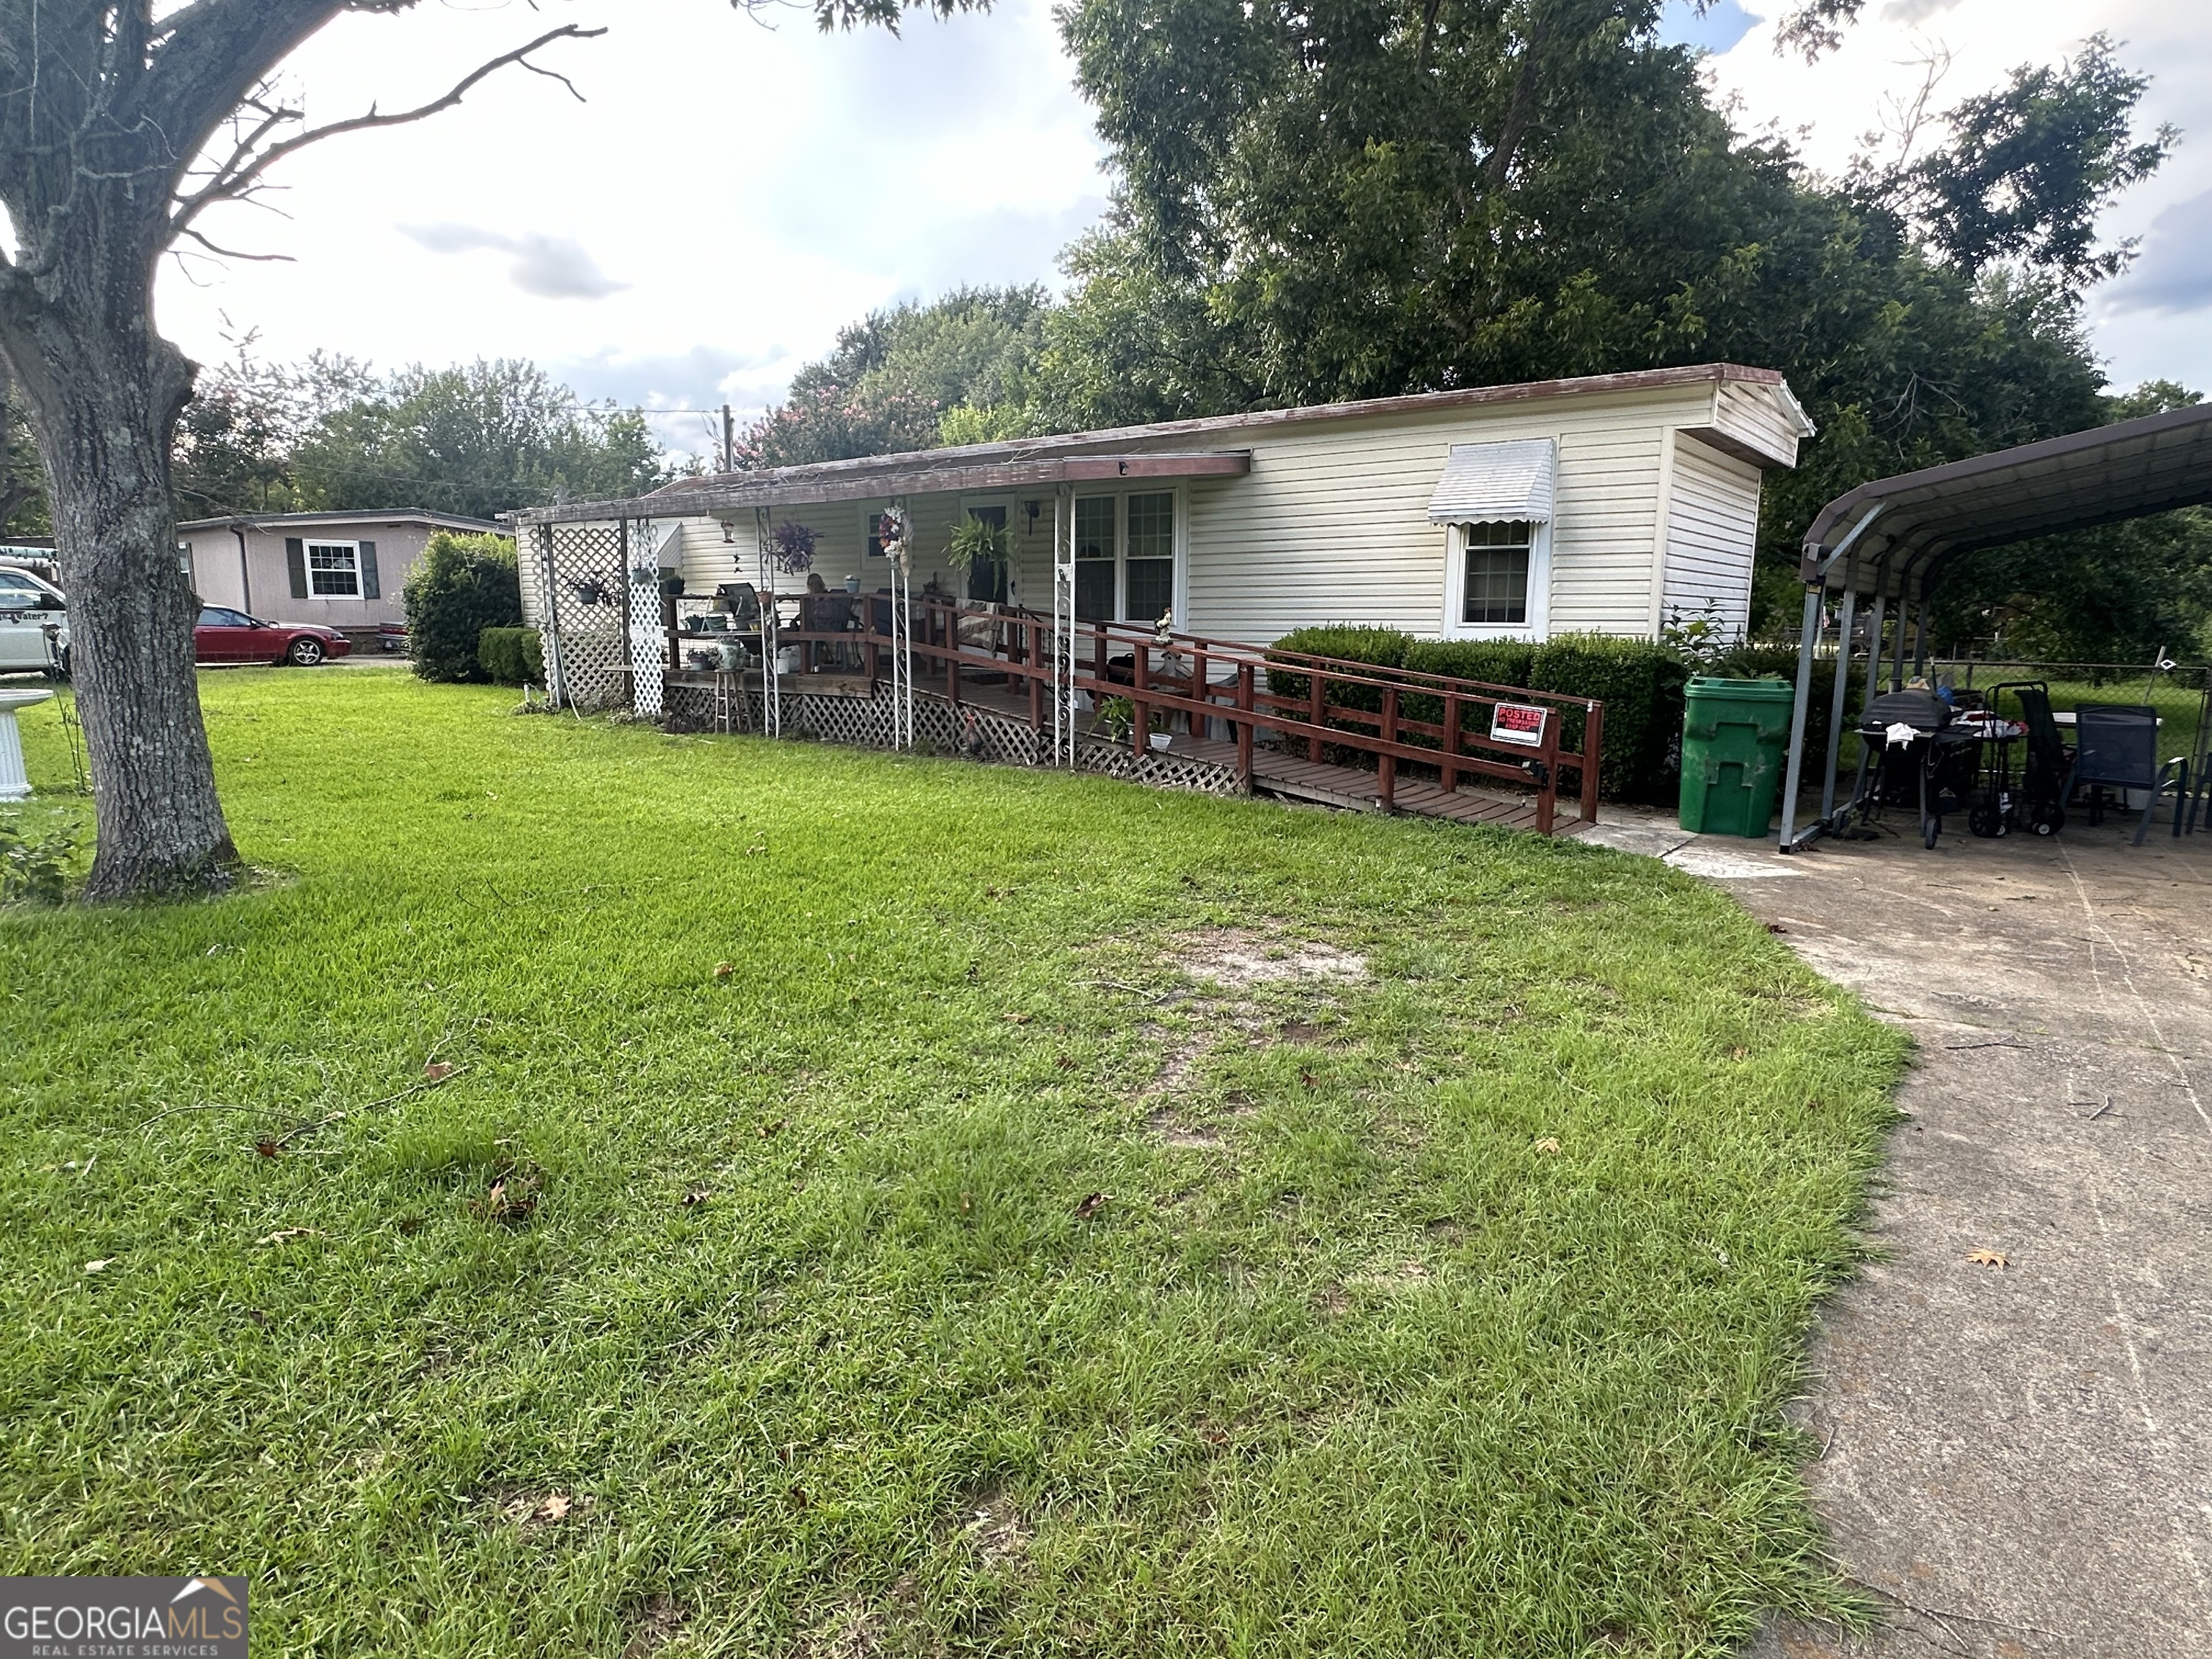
769 521 817 575
568 573 611 608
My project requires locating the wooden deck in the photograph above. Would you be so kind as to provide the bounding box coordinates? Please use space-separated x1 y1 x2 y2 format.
669 610 1603 837
1136 731 1585 832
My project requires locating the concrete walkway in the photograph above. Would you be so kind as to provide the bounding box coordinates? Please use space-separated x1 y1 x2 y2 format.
1583 804 2212 1658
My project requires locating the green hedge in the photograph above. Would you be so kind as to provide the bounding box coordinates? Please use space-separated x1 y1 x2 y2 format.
404 532 522 684
1403 639 1534 690
1529 634 1689 803
478 626 545 686
1264 626 1410 715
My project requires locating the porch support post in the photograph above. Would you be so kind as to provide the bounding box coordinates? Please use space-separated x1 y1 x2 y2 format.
1892 572 1912 691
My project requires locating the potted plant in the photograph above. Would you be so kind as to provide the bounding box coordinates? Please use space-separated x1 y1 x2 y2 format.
944 515 1012 576
769 520 817 576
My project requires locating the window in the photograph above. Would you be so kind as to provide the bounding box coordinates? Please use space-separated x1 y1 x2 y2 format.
1068 488 1179 624
1125 492 1175 622
307 541 359 596
1460 521 1532 625
1073 496 1115 621
866 513 889 559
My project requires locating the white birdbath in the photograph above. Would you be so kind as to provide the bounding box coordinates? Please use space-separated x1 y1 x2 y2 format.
0 687 53 802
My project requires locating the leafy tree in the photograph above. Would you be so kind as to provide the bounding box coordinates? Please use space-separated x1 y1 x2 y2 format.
292 359 669 520
1877 36 2175 295
0 0 977 901
0 364 48 540
739 286 1051 465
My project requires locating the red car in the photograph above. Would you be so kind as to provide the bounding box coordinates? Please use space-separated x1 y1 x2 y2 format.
194 607 353 667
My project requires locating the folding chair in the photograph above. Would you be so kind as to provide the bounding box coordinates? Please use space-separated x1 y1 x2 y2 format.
2074 703 2190 845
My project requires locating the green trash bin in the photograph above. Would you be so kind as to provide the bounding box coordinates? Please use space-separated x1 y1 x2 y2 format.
1679 675 1796 837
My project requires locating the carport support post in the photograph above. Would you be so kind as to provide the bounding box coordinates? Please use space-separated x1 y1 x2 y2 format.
1777 582 1825 850
1891 578 1911 692
1820 557 1858 824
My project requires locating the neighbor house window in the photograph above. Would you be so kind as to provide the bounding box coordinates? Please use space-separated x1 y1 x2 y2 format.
1460 521 1533 626
1069 488 1180 624
307 541 360 596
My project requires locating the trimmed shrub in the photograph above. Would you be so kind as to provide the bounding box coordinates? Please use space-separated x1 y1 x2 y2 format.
478 626 545 686
1264 625 1411 719
405 533 522 684
1529 633 1689 802
1403 638 1534 690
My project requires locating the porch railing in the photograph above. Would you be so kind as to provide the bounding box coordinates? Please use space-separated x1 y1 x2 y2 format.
674 595 1601 832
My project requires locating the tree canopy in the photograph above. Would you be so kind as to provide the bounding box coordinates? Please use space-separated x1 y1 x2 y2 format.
170 356 669 522
740 6 2200 657
736 286 1052 466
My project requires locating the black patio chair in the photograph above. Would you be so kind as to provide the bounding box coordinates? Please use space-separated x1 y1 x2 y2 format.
2074 703 2189 845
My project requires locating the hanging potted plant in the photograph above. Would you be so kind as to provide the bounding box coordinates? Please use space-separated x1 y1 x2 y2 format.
944 515 1012 576
768 520 817 576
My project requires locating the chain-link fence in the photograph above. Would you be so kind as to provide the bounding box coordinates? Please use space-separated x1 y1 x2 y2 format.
1933 660 2209 778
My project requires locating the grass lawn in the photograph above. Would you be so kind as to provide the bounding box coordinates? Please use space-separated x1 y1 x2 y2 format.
0 671 1906 1658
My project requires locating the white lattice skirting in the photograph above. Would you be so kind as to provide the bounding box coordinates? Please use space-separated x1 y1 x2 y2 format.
657 680 1242 796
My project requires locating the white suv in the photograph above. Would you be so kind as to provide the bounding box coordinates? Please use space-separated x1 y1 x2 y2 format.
0 559 69 676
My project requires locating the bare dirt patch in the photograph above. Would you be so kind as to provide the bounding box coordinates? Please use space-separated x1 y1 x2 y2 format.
1143 1107 1224 1151
1169 927 1368 990
620 1596 687 1659
796 1606 882 1659
956 1483 1033 1568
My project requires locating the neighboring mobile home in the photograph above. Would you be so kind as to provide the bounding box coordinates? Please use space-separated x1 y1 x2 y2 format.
179 511 508 639
516 362 1809 649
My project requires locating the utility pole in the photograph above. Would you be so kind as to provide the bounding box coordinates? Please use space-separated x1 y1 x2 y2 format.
721 404 734 475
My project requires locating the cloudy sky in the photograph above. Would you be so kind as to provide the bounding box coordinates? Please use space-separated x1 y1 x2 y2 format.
153 0 2212 453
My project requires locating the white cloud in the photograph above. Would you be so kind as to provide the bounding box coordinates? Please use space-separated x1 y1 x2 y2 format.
2101 188 2212 317
1881 0 1965 23
398 224 629 300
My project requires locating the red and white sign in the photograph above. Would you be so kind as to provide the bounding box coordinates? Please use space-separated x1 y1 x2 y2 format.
1489 702 1549 748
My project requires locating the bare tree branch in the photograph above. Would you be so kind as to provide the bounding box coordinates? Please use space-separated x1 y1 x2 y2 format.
176 225 296 263
170 23 606 240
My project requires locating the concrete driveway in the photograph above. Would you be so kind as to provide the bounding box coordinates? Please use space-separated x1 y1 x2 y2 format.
1585 804 2211 1658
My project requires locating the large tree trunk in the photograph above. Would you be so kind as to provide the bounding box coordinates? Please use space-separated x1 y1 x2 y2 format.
0 309 240 899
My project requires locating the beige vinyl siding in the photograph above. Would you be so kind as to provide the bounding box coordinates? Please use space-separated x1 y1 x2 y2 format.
1546 427 1667 636
1712 382 1803 468
1661 439 1763 635
1178 392 1699 642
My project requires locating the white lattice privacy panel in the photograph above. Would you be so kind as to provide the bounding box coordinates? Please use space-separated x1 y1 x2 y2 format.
629 520 665 720
539 523 631 712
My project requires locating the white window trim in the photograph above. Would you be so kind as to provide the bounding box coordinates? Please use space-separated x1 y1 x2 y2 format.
305 539 361 598
1069 484 1184 626
1441 520 1550 642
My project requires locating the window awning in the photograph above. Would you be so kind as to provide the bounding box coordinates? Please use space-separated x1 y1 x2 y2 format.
1427 439 1557 524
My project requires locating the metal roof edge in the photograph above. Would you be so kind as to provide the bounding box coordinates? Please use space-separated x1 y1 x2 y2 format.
176 508 511 534
514 362 1794 527
1801 400 2212 553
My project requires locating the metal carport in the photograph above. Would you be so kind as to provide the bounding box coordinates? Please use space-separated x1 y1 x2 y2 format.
1778 401 2212 850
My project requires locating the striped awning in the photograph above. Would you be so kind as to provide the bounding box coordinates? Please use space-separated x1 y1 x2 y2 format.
1427 438 1557 524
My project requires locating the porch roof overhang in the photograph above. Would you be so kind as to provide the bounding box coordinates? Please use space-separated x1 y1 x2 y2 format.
513 451 1252 527
1799 400 2212 595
